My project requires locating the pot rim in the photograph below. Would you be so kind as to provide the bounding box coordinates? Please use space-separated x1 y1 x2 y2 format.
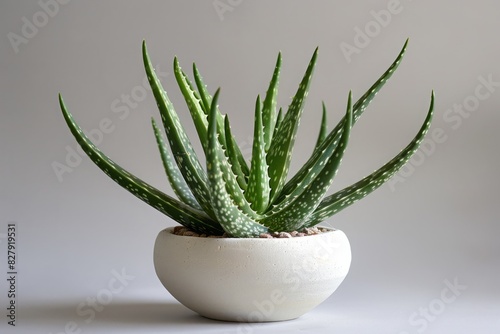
161 225 340 243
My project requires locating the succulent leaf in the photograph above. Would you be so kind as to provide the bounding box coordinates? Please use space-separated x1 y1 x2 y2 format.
206 90 269 237
352 38 408 122
261 52 282 150
224 116 248 190
142 41 216 219
192 62 251 177
314 102 328 151
273 107 284 134
266 48 319 203
245 96 271 213
173 59 210 152
59 95 223 235
192 63 212 114
151 118 202 210
61 39 433 238
202 91 259 222
304 91 435 227
262 92 353 231
276 40 409 205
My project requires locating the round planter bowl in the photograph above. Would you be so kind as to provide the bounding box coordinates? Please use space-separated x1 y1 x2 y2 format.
153 227 351 322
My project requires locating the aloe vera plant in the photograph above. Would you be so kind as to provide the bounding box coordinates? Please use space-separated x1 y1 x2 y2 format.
59 39 434 238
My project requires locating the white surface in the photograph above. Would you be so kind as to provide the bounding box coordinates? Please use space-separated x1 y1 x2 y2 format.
8 292 500 334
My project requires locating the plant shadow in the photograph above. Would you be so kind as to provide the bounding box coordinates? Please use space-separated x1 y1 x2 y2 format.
20 299 237 328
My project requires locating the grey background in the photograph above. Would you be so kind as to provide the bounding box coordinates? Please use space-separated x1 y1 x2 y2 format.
1 0 499 333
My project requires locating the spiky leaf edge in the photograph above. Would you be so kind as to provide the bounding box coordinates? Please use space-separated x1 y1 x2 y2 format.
151 118 202 210
206 89 269 237
261 52 282 151
59 94 223 235
304 91 435 227
313 102 328 151
273 39 409 207
266 47 319 203
192 62 250 177
142 41 216 219
262 92 353 231
245 95 271 213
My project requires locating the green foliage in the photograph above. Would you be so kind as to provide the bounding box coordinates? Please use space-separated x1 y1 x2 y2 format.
59 39 434 238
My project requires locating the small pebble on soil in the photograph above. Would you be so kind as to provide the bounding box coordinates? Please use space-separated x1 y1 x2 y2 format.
172 225 332 238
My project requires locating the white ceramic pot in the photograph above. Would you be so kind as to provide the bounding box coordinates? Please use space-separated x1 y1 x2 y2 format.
153 226 351 322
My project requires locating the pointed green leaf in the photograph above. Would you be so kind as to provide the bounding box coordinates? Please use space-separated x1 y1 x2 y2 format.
304 91 435 227
192 62 212 115
202 90 259 222
59 95 223 235
276 39 409 204
193 62 250 176
273 107 284 134
314 102 328 151
206 90 269 237
173 58 209 152
262 52 282 150
151 118 202 210
181 61 251 192
262 92 352 231
352 38 408 122
178 62 250 185
245 95 271 213
224 116 248 190
142 41 215 219
266 47 319 203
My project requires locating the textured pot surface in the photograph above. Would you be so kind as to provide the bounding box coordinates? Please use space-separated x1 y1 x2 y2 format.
153 227 351 322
